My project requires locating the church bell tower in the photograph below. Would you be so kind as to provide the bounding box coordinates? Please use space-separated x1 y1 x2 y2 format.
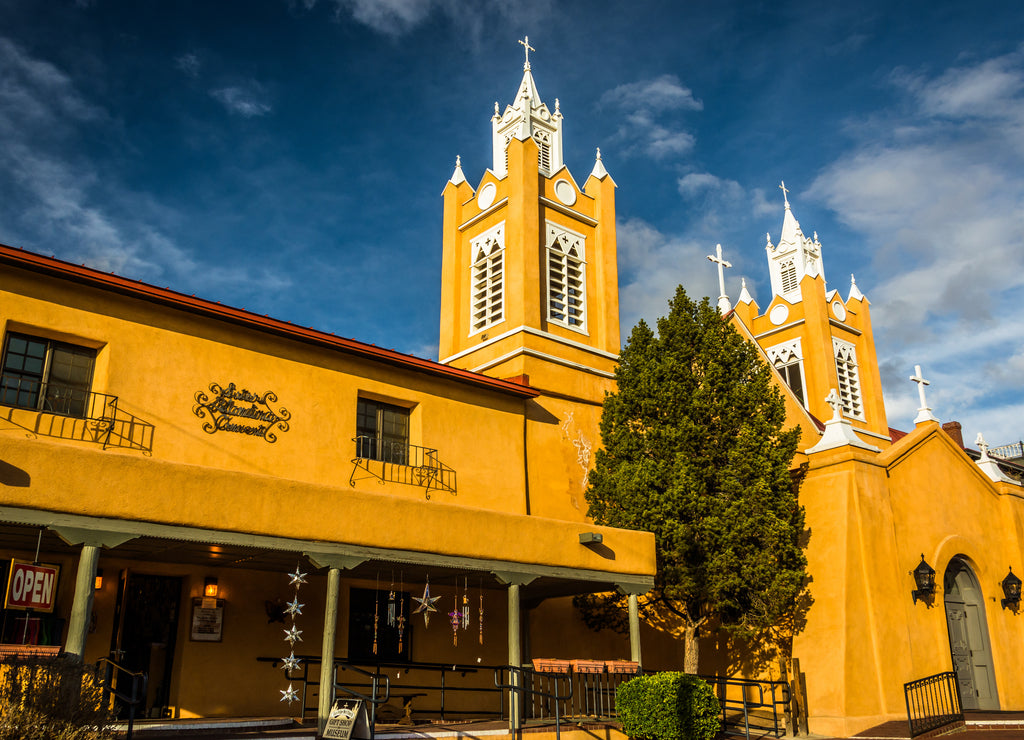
438 39 620 401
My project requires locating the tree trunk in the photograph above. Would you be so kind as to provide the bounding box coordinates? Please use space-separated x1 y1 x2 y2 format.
683 623 699 673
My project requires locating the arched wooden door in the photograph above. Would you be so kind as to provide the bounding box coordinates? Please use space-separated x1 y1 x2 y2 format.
944 558 999 710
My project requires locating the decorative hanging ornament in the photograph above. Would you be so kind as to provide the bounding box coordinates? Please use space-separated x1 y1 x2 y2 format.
397 572 406 652
387 571 397 627
461 578 470 630
285 597 304 617
288 565 308 588
284 624 303 645
281 652 302 672
413 574 442 628
280 683 299 703
373 573 380 655
479 581 484 645
449 606 460 646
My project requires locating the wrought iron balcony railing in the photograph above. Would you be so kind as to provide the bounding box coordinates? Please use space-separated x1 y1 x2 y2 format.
350 436 456 498
0 374 153 451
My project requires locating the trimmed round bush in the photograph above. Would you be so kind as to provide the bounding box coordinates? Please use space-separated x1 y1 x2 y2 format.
616 672 720 740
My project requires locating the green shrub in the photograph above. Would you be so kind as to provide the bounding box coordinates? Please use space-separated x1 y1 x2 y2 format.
616 672 720 740
0 654 115 739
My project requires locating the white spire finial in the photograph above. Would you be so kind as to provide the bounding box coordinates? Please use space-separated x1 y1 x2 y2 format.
707 243 732 314
590 147 609 179
910 365 938 424
456 155 461 167
779 180 790 208
519 36 535 70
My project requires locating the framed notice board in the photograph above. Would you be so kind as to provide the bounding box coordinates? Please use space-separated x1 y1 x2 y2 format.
190 597 224 641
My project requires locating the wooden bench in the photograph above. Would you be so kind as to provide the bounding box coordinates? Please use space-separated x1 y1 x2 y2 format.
0 644 61 660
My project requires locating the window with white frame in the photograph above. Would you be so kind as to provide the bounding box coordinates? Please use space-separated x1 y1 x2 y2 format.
545 223 586 331
833 338 864 419
533 130 551 173
470 223 505 334
780 259 799 294
766 339 805 407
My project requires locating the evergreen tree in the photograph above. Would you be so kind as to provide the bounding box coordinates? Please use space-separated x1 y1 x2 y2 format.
582 286 806 673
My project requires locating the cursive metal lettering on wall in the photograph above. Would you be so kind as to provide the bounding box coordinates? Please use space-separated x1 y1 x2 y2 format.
193 382 291 443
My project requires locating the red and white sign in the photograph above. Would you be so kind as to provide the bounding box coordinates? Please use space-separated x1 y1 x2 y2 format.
4 560 61 613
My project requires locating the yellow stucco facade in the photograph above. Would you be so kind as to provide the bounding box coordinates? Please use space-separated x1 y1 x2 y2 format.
1 53 1023 740
730 197 1024 736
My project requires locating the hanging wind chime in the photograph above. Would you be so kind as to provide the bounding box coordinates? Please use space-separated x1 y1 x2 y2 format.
387 571 397 628
373 572 380 655
479 579 485 645
397 572 406 652
278 563 307 704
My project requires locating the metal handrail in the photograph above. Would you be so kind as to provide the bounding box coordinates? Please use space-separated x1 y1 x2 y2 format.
330 662 391 740
96 657 147 740
350 436 456 496
495 665 573 740
0 374 118 421
698 675 791 739
904 671 963 738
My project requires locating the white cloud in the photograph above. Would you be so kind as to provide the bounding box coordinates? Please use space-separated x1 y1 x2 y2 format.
210 84 272 117
600 75 702 161
811 49 1024 442
175 52 201 78
336 0 433 36
616 218 720 331
600 75 703 113
678 172 743 200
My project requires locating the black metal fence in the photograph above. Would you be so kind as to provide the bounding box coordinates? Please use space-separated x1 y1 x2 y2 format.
351 436 456 495
904 671 963 738
699 675 790 739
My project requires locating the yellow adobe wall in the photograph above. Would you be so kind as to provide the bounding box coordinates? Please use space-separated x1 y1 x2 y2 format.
793 423 1024 737
0 265 544 516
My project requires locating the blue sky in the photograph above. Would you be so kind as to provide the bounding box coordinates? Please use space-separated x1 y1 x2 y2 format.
1 0 1022 446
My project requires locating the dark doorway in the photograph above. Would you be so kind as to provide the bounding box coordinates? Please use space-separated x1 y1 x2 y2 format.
109 571 183 718
944 557 999 711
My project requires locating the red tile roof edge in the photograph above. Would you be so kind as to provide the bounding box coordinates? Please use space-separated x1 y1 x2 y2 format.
0 243 539 399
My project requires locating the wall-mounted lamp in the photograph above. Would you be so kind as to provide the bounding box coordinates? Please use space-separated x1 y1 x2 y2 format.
911 554 936 604
1001 567 1021 610
204 576 219 598
579 532 603 545
94 568 104 590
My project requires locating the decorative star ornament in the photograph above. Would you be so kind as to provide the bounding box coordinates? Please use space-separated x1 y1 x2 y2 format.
281 652 302 672
288 565 308 588
413 577 442 628
280 683 299 703
285 597 304 617
284 624 303 645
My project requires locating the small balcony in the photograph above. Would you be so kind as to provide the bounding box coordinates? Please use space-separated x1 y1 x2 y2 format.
0 375 153 451
350 436 456 498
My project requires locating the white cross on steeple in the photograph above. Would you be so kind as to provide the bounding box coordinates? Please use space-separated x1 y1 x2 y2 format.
976 432 991 460
824 389 843 421
779 180 790 208
707 243 732 314
910 365 938 424
519 36 535 70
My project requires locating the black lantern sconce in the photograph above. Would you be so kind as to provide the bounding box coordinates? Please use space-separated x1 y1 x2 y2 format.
1001 567 1021 610
911 554 936 604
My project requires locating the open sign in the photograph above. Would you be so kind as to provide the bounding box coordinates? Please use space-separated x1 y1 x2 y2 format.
4 560 61 613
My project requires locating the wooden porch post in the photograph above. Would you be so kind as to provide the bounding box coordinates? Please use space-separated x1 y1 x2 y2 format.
304 553 364 735
617 585 647 671
52 527 135 659
493 571 536 732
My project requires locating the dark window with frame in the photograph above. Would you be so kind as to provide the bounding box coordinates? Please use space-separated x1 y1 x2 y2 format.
1 333 96 418
347 587 412 663
775 361 805 407
356 398 410 465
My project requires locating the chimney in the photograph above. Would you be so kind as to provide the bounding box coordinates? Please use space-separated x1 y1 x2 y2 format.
942 421 964 448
